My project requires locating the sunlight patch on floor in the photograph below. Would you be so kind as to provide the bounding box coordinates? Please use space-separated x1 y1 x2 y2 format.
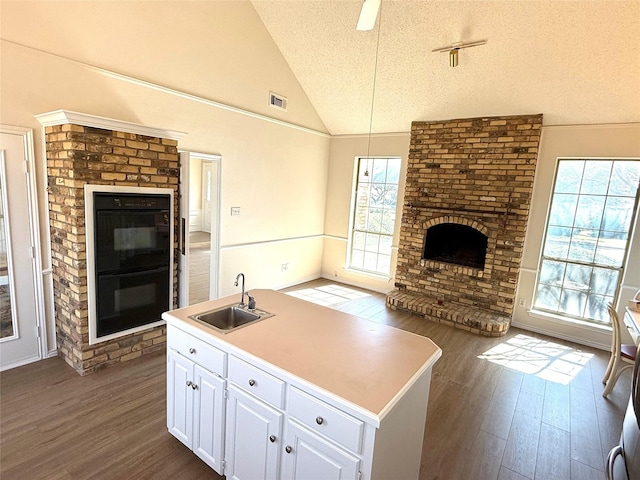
285 284 370 307
478 334 594 384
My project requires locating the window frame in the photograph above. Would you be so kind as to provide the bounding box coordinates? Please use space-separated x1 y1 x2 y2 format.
345 156 402 278
532 157 640 324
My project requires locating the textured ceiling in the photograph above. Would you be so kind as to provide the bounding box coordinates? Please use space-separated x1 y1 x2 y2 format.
251 0 640 135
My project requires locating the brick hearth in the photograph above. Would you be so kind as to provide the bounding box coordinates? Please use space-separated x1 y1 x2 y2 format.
387 114 543 336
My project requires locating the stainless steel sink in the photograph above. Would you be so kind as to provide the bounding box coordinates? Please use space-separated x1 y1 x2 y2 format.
189 305 273 333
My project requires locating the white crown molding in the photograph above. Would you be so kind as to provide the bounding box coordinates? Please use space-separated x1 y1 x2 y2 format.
34 109 187 140
4 39 330 139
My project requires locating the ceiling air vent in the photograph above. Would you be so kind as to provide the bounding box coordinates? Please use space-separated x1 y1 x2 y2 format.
269 92 287 111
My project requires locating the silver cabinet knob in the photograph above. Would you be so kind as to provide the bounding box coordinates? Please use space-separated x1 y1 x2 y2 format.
186 380 192 387
189 348 196 354
316 416 324 425
191 383 198 390
285 445 292 454
269 435 276 443
248 379 256 387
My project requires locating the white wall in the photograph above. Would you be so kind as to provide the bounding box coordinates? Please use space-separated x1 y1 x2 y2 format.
2 1 638 356
0 1 327 134
324 124 640 349
322 133 410 293
0 1 330 355
513 124 640 349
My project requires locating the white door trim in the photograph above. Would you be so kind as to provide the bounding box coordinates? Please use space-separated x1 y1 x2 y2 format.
178 151 222 307
0 125 47 370
201 162 214 233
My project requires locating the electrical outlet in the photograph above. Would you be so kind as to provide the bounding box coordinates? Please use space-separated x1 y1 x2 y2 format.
518 298 526 308
281 263 288 271
231 207 241 216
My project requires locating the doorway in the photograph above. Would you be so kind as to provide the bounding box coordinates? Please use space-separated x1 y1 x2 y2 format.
178 152 221 307
0 126 45 370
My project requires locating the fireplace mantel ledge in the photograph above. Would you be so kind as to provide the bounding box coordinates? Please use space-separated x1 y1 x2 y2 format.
35 110 186 140
405 203 515 217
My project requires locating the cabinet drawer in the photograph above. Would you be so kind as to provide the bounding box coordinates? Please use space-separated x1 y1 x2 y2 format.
228 356 285 409
288 386 364 453
168 325 226 376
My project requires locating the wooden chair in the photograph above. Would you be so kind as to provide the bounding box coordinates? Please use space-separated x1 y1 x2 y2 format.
602 303 636 397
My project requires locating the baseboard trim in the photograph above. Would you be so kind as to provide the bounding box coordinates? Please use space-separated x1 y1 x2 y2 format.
511 320 609 351
274 274 324 291
0 354 42 372
319 274 392 295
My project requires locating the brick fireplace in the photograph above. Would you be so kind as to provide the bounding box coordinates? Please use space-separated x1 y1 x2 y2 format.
37 111 182 375
387 114 543 336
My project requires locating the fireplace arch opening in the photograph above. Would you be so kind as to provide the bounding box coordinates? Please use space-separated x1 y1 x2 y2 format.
423 223 488 270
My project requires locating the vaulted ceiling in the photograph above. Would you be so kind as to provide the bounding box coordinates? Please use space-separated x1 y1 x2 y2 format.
252 0 640 135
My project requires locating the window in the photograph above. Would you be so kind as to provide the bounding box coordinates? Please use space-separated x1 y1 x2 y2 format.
348 157 401 276
533 159 640 323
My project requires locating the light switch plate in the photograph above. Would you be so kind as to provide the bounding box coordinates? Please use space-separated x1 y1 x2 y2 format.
231 207 241 216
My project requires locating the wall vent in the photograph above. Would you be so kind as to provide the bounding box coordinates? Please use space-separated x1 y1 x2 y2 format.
269 92 287 111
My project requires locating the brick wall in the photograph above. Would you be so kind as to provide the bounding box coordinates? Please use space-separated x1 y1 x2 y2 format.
45 124 179 375
387 114 543 336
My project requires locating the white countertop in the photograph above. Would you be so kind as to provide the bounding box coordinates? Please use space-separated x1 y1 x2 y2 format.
162 289 442 419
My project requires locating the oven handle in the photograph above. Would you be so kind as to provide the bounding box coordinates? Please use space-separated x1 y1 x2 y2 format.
181 218 186 256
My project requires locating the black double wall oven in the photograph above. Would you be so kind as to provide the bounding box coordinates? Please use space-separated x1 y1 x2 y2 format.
90 189 172 340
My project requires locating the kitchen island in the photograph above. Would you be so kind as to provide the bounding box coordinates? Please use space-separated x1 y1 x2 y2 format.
162 289 441 480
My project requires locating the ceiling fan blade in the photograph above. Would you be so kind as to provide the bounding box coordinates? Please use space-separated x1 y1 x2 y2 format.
356 0 381 31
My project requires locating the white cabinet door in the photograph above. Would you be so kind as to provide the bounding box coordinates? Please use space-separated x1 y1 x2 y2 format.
167 350 226 475
167 350 194 448
225 384 283 480
282 420 360 480
193 364 226 474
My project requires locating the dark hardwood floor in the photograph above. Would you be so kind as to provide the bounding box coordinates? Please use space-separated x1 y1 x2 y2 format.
1 279 629 480
188 231 211 305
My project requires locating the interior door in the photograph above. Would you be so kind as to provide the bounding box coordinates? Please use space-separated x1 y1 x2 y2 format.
0 128 43 370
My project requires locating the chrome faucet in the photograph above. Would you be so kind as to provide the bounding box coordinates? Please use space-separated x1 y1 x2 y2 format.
234 273 246 308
